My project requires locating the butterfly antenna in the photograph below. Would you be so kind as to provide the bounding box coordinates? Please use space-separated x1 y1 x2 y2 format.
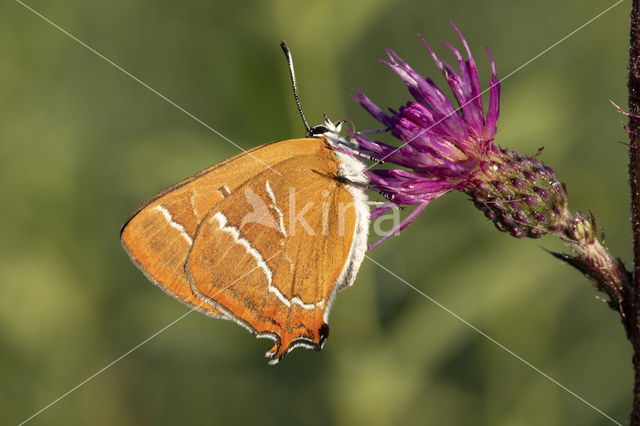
280 40 311 135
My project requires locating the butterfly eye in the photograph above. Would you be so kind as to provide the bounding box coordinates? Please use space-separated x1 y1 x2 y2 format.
308 125 329 136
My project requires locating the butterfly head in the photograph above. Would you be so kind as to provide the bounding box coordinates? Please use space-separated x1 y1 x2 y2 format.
307 115 342 137
309 116 359 152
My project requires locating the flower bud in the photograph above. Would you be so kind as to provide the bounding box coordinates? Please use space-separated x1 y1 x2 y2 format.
464 148 568 238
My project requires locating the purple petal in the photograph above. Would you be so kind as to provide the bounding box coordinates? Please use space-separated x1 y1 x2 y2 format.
483 47 500 141
370 203 396 219
451 22 483 113
384 50 468 139
369 201 431 249
353 90 390 126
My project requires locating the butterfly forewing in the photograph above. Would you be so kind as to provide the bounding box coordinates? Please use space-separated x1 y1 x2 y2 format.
121 138 329 318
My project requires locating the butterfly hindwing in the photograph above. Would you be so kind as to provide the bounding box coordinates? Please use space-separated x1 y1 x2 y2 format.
185 141 362 361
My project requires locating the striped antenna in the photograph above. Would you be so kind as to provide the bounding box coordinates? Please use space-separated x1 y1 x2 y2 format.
280 41 311 135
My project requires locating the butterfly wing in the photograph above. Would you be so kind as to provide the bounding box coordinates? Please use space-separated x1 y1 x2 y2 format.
185 139 369 362
121 138 330 317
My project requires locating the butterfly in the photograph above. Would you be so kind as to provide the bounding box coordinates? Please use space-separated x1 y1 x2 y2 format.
121 116 370 363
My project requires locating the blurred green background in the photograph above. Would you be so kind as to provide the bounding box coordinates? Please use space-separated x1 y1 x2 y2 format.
0 0 632 424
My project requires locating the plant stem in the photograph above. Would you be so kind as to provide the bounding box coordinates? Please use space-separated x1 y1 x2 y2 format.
629 1 640 423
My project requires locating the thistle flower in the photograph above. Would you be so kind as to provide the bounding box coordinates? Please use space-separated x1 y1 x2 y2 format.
354 24 569 248
353 24 628 311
